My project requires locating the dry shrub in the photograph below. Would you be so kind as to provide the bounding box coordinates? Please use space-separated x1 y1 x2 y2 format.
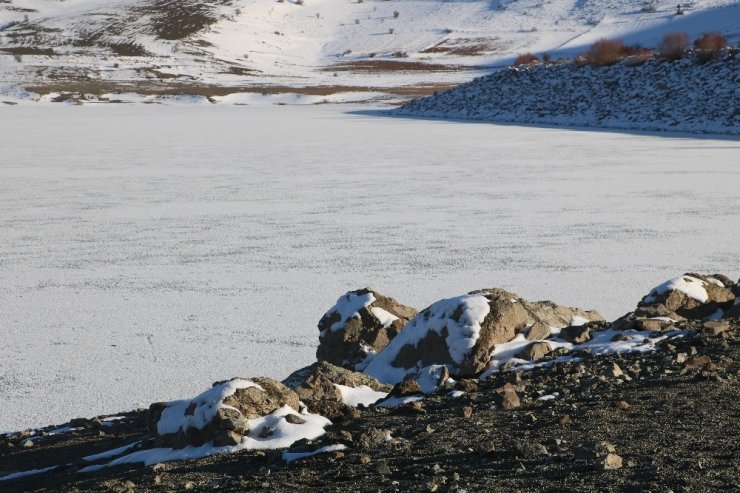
694 32 727 62
584 38 634 66
512 52 539 66
626 47 654 66
658 32 689 61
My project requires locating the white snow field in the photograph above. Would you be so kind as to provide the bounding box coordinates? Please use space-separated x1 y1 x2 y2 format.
0 104 738 431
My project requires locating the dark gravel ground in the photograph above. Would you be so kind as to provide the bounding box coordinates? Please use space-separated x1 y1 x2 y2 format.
2 320 738 493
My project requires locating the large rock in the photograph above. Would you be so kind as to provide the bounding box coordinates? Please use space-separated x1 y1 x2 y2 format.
282 362 390 419
636 273 736 321
149 377 304 449
364 288 603 384
316 288 417 371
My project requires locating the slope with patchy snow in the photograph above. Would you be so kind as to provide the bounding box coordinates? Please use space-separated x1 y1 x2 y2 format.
1 0 738 101
395 53 740 134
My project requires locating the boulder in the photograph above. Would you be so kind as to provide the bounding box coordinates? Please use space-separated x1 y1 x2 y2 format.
636 274 735 321
365 288 603 384
517 341 552 361
316 288 417 370
525 321 552 341
559 325 592 344
282 362 390 418
149 377 305 449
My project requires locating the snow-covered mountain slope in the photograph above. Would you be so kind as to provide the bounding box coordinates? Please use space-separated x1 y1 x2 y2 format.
1 0 738 102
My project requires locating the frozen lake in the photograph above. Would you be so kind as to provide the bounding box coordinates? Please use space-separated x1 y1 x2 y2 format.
1 104 738 431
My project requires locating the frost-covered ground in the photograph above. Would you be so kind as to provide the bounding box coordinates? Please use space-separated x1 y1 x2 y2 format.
0 104 738 432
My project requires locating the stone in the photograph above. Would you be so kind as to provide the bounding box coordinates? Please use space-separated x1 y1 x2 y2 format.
281 361 390 420
703 320 729 336
560 325 591 344
517 341 552 361
375 461 392 475
390 379 423 397
359 428 392 450
636 274 736 321
575 441 617 460
316 288 417 370
212 430 242 447
634 318 667 331
514 441 549 458
365 287 602 382
150 377 302 449
605 363 624 378
284 414 307 425
458 405 473 418
525 321 552 341
599 453 623 470
21 439 33 448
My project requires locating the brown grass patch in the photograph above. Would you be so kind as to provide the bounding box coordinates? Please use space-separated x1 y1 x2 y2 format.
658 32 689 61
323 60 472 73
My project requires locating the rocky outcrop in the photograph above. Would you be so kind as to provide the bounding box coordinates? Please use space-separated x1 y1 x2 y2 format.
316 288 417 371
149 377 303 449
364 288 603 384
282 362 391 419
634 273 736 321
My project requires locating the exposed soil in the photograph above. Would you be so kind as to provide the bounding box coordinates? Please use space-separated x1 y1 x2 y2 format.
22 81 459 100
323 60 476 73
2 320 738 493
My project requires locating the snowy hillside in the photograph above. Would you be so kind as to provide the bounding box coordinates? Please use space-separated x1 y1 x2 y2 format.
1 0 738 102
395 53 740 135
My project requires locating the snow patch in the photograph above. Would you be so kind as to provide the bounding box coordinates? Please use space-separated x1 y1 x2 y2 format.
282 444 347 464
334 384 388 407
643 276 709 304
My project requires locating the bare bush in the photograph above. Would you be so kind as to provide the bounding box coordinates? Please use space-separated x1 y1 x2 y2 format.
658 32 689 61
584 38 635 66
512 53 538 66
694 32 727 62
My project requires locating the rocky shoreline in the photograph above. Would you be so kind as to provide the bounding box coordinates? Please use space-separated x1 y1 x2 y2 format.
393 52 740 135
2 273 739 492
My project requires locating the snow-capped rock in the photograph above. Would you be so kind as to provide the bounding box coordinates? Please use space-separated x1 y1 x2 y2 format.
317 288 417 371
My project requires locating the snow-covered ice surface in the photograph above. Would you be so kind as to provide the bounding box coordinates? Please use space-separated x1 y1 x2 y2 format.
0 104 738 431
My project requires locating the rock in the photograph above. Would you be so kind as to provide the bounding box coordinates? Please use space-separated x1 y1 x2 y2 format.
560 325 591 344
366 288 602 383
605 363 624 378
359 428 392 450
458 405 473 418
517 299 604 329
494 385 521 410
702 320 730 336
525 321 552 341
599 453 623 470
282 361 391 419
615 400 630 410
636 274 735 321
284 414 307 425
21 439 33 448
514 441 550 458
390 379 423 397
517 341 552 361
212 430 242 447
150 377 304 449
575 441 617 460
375 460 392 475
634 318 668 331
316 288 417 370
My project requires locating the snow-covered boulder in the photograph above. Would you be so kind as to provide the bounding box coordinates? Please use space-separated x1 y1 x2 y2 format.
364 288 603 384
148 377 327 449
317 288 417 371
282 362 390 419
636 273 736 321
